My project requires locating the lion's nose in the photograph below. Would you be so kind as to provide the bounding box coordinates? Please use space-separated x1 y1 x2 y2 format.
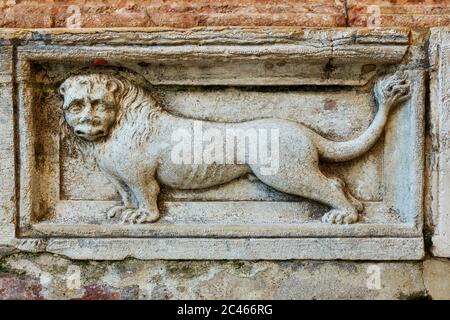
80 116 94 123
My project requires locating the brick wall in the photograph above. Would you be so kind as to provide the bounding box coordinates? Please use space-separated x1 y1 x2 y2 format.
0 0 449 29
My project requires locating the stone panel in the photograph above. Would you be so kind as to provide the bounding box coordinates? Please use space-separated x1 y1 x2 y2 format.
0 28 425 260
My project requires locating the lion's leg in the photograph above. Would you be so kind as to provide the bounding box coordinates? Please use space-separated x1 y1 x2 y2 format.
318 175 362 223
330 176 363 213
300 173 361 224
121 178 161 224
104 174 136 219
253 162 361 224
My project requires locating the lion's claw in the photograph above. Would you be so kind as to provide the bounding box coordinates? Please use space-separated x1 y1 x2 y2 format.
375 72 411 107
106 205 130 219
322 209 359 224
121 208 160 224
106 205 160 224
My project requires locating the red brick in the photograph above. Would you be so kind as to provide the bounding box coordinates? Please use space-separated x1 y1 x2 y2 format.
348 0 450 28
0 0 346 28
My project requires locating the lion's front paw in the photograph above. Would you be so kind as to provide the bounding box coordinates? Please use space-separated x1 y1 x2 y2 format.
121 208 160 224
375 72 411 107
322 209 359 224
106 205 131 219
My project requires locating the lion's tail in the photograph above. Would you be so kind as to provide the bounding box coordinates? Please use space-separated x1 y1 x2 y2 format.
311 99 393 163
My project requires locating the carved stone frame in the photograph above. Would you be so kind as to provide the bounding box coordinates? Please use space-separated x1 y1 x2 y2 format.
0 28 424 260
429 28 450 257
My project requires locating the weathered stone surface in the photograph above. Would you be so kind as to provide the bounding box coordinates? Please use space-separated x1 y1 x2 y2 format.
6 253 450 300
0 45 15 239
0 28 425 260
428 28 450 258
58 72 409 226
423 258 450 300
348 0 450 28
0 253 427 300
0 273 44 300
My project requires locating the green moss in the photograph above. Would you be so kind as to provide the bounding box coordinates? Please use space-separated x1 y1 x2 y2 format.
0 259 9 273
0 259 26 277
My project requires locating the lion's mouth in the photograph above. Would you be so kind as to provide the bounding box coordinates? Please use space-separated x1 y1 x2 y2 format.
75 129 106 141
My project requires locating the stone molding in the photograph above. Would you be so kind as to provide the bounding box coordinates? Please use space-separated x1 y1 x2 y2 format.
429 28 450 258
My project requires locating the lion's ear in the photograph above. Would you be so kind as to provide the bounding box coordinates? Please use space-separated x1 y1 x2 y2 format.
59 81 69 96
106 79 119 94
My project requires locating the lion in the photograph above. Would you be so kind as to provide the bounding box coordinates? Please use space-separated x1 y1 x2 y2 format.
59 72 410 224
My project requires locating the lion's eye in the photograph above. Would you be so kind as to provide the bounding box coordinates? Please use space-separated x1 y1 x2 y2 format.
68 104 82 113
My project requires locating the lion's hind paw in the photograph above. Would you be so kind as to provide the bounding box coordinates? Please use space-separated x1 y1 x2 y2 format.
322 209 359 225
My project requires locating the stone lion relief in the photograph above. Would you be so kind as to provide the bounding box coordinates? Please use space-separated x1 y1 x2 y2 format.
59 72 410 225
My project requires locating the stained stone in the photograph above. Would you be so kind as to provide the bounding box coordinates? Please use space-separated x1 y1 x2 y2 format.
0 254 428 300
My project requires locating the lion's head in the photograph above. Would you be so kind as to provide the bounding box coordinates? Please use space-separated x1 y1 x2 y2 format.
60 72 162 157
59 74 124 141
